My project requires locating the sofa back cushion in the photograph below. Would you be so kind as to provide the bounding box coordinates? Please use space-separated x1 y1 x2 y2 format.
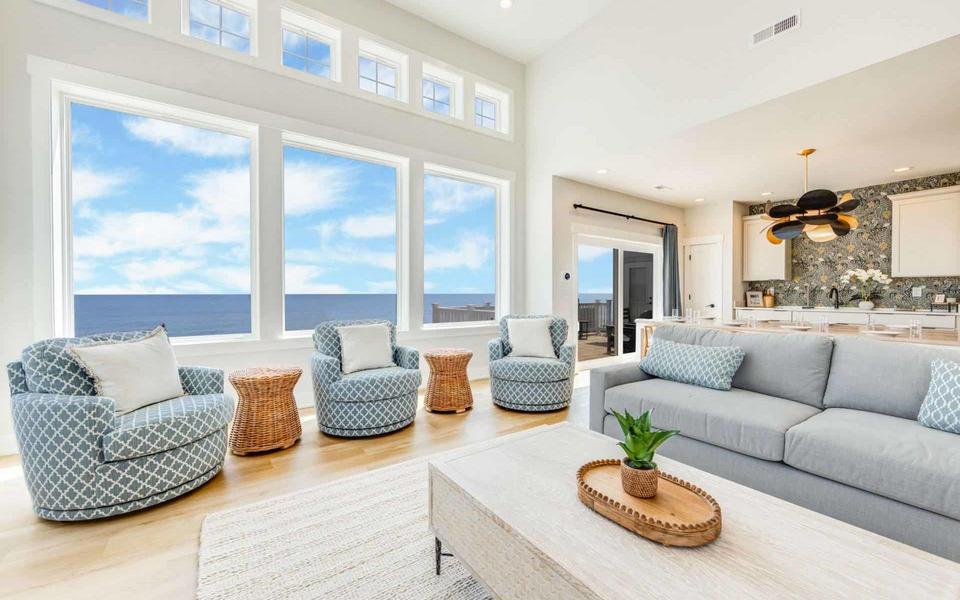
22 330 150 396
823 336 960 419
652 326 833 408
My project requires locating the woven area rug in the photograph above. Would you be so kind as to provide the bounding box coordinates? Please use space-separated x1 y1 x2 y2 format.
197 447 495 600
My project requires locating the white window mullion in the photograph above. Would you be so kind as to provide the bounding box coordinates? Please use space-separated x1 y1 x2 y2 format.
406 160 425 332
257 126 283 341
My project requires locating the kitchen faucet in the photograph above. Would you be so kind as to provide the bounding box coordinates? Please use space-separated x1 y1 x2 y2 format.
829 286 840 310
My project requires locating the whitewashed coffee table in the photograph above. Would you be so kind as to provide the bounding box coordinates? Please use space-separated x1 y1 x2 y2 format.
428 423 960 599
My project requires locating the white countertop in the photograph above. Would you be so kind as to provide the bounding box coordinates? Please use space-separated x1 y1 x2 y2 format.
736 306 956 316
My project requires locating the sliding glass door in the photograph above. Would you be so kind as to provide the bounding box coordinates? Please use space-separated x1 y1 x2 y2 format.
576 237 662 364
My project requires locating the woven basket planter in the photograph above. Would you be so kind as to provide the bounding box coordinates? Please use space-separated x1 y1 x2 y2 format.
620 460 659 498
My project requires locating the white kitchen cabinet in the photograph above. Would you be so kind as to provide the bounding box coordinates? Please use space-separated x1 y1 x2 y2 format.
799 310 870 325
891 185 960 277
742 215 791 281
870 312 957 329
734 308 792 321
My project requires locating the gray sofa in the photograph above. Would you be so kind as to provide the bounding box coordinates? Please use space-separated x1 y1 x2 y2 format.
590 325 960 561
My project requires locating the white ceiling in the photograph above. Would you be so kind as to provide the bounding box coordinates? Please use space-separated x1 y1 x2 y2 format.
560 34 960 206
381 0 617 63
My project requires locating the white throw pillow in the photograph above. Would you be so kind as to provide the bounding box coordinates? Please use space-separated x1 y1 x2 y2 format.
337 323 395 374
68 326 185 415
507 318 556 358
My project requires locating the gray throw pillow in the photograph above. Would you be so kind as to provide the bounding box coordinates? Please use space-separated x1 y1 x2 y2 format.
917 359 960 434
639 338 745 391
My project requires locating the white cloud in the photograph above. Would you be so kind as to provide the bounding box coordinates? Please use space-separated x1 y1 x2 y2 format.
285 264 348 294
284 161 354 215
341 213 395 238
425 232 493 271
425 176 494 215
578 245 612 262
424 281 436 292
77 281 214 295
366 280 397 293
185 166 250 223
213 267 251 292
72 167 131 202
120 257 201 282
123 116 249 157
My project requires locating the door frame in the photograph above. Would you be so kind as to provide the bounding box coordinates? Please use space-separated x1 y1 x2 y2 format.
680 235 723 318
572 225 663 366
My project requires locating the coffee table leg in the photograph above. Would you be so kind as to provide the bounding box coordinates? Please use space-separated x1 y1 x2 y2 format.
435 537 453 575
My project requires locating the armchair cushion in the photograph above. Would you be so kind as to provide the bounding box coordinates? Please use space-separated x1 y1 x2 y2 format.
324 366 421 403
336 323 394 374
21 330 150 396
490 357 571 383
103 394 235 462
499 315 568 357
506 317 556 358
313 319 397 365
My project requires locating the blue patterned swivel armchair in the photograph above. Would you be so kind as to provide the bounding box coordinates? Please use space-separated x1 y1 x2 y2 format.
311 320 421 437
6 331 233 521
488 315 576 412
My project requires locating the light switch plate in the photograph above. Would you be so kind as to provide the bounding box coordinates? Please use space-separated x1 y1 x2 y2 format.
912 286 924 298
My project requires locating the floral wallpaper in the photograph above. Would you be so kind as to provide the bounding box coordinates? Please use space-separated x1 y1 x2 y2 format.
746 171 960 309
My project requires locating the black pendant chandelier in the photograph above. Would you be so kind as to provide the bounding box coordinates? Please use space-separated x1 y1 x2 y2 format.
764 148 860 244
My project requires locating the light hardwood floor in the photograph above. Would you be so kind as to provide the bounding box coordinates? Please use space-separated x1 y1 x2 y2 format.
0 379 589 600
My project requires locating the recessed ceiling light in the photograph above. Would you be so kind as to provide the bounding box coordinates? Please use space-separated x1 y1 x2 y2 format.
694 198 705 203
596 168 608 175
893 166 913 173
500 0 512 8
654 184 672 191
761 191 773 197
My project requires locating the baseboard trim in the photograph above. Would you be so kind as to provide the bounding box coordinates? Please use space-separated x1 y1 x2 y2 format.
0 433 19 456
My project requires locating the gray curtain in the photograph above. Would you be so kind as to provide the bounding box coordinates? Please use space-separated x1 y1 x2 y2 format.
663 223 682 316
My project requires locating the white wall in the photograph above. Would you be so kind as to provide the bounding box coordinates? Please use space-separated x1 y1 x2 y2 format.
682 200 750 320
552 177 685 339
0 0 525 454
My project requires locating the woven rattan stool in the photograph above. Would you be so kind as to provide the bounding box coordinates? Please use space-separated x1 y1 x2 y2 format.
229 367 303 455
424 349 473 413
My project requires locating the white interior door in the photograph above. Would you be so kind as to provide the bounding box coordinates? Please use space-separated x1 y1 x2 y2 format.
684 242 722 318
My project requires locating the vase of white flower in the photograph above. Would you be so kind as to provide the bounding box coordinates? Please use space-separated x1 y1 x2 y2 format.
840 269 892 310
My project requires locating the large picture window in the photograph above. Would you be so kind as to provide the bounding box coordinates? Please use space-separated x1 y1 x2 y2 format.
283 141 399 330
77 0 148 20
67 100 253 337
423 172 498 325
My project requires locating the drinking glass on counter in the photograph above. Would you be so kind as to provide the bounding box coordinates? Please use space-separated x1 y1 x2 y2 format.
671 308 680 320
817 316 830 333
910 319 923 340
745 315 757 329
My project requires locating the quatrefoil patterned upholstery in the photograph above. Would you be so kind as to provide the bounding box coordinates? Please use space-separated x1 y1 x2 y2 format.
7 332 233 521
311 320 421 437
488 315 575 412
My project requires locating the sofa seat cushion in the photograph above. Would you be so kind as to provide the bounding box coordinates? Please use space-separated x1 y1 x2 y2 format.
605 378 821 461
784 408 960 520
103 394 234 462
490 357 570 383
325 367 421 403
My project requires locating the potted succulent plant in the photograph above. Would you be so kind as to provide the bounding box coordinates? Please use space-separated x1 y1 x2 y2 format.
609 408 680 499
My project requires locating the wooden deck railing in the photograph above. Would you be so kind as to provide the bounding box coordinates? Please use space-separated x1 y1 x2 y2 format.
431 302 496 323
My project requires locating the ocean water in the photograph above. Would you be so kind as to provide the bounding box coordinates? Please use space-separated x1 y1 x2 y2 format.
74 294 496 337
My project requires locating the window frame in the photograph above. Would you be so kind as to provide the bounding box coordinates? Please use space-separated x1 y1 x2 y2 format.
182 0 256 56
280 131 410 335
279 7 341 82
474 96 498 131
50 81 261 342
421 163 511 330
474 81 511 135
357 38 409 103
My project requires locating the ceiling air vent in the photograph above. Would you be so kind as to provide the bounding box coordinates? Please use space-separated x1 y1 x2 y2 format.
751 13 800 47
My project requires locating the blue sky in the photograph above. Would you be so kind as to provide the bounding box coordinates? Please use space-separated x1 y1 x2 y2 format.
578 245 613 296
71 101 496 296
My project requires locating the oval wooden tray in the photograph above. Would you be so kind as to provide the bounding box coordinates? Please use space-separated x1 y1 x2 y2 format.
576 459 722 547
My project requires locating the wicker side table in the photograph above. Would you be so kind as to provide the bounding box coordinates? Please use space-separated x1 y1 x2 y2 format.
424 349 474 413
229 367 303 455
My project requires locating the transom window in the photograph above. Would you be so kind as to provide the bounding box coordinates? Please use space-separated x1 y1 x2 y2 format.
359 56 398 99
77 0 148 20
475 97 497 130
422 78 451 116
282 28 332 79
188 0 251 54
